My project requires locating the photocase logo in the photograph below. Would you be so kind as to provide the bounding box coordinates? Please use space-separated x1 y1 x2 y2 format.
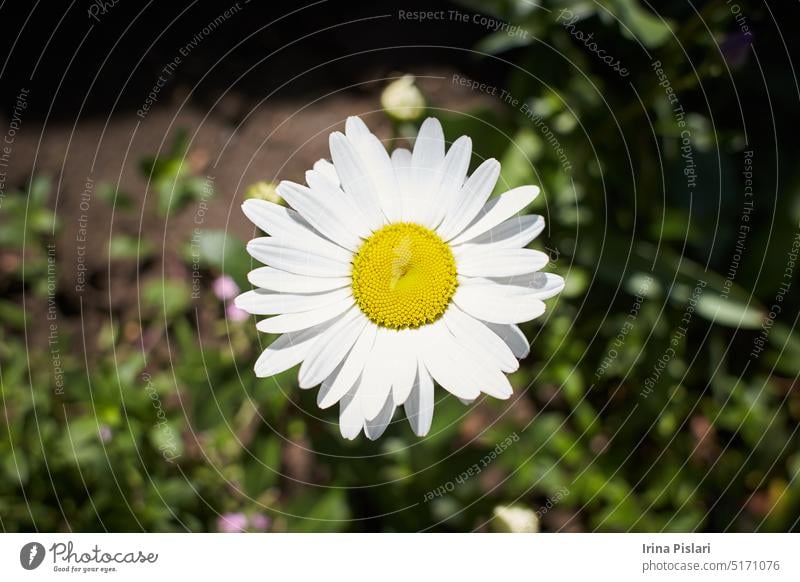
19 542 46 570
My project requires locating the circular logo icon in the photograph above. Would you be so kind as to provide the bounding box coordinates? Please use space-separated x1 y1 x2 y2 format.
19 542 46 570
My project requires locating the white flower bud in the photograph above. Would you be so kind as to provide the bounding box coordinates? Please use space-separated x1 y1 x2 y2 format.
245 181 282 204
381 75 426 122
492 505 540 533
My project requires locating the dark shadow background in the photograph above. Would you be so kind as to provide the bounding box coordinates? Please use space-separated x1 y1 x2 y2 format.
0 0 500 118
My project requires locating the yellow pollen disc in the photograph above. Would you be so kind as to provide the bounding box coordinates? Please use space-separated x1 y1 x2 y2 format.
351 222 458 329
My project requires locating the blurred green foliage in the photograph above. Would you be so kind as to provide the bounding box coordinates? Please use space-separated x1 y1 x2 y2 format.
140 130 212 217
1 0 799 532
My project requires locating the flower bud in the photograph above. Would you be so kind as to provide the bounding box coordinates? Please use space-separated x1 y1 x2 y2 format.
381 75 426 122
245 181 282 204
492 505 539 533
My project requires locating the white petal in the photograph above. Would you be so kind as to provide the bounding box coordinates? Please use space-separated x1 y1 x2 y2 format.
391 148 414 220
469 364 512 399
437 328 512 398
436 158 500 240
339 382 364 440
256 296 354 334
453 280 546 324
313 158 339 186
246 238 351 278
430 135 472 227
440 333 512 400
456 214 544 249
253 321 335 378
490 272 565 300
364 393 395 441
486 323 530 358
277 180 364 251
443 306 519 373
418 322 481 400
247 267 350 293
449 185 540 244
345 116 400 222
389 330 418 405
329 131 385 230
391 147 412 170
455 246 549 277
319 367 339 398
305 168 372 239
317 322 378 409
408 118 445 225
411 118 445 180
235 287 351 315
241 199 312 238
298 309 366 388
359 328 396 420
344 115 371 140
404 361 434 436
248 231 351 264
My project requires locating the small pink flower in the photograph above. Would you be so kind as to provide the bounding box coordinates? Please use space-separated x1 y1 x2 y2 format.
249 513 270 531
226 302 249 322
99 425 112 443
217 512 247 533
212 275 240 301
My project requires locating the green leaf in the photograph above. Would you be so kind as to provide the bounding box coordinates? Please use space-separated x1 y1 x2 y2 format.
0 299 26 329
107 234 154 261
183 229 249 284
96 181 134 210
28 175 51 205
692 291 764 330
286 490 350 532
475 29 534 55
499 128 542 189
605 0 672 48
142 278 191 319
2 451 29 485
149 421 184 460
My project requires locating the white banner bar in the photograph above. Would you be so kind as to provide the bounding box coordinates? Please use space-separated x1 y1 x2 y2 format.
1 533 797 581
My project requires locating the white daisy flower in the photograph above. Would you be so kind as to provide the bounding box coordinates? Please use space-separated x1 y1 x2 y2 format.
235 116 564 440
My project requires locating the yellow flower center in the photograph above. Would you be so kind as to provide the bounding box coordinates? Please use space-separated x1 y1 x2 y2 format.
351 222 457 329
